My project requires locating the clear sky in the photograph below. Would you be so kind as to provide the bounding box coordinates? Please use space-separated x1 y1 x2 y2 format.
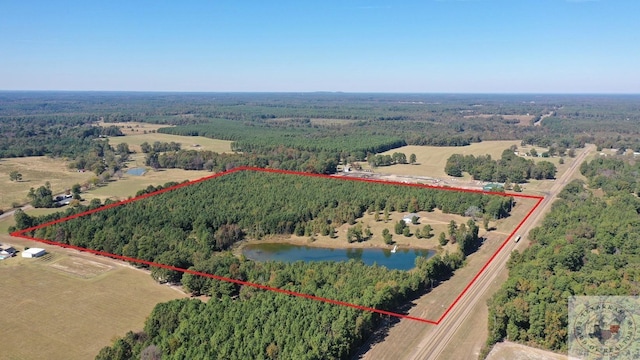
1 0 639 93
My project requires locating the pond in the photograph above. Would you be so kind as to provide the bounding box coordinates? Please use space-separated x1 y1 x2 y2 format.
126 167 147 176
242 243 435 271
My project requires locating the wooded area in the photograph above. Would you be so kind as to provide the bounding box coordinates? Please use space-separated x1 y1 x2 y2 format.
3 92 640 359
13 169 503 359
445 149 557 183
17 170 510 270
484 156 640 355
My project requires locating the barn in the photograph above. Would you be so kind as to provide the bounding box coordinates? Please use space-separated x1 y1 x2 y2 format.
21 248 46 258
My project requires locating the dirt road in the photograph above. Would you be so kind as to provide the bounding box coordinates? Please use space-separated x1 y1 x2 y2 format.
361 145 593 360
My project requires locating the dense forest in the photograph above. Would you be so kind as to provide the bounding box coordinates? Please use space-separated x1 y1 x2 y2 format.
95 251 467 360
17 170 512 271
12 169 505 359
445 149 557 183
483 155 640 356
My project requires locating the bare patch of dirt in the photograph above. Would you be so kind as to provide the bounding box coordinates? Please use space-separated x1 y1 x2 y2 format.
486 341 569 360
49 257 114 279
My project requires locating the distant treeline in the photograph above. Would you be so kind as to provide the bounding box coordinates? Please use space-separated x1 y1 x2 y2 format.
0 115 123 158
3 92 640 163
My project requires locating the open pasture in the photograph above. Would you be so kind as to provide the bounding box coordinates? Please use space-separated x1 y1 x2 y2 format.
0 233 185 360
373 140 522 178
0 157 93 211
82 163 212 202
108 131 233 153
98 121 173 135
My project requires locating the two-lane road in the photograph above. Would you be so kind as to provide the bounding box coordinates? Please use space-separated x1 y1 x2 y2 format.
408 144 593 360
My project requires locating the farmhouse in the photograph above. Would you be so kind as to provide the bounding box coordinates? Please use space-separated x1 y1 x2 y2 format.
402 213 420 224
21 248 46 258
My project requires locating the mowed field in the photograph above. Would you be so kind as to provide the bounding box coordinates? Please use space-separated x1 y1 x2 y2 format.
0 155 216 209
82 160 213 202
367 140 575 194
372 141 522 178
0 232 186 360
0 157 94 211
107 130 233 153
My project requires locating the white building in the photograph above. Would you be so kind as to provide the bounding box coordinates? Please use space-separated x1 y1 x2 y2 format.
402 213 420 224
21 248 46 258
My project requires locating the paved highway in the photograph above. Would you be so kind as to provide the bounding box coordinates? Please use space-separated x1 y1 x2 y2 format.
408 145 593 360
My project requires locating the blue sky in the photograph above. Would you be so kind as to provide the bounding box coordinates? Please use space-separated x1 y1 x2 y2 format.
1 0 639 93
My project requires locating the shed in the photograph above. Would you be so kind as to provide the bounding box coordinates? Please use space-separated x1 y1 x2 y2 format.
22 248 46 258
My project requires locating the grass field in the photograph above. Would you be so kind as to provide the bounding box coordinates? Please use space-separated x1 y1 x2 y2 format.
269 209 490 256
0 154 216 211
0 157 94 211
108 131 233 153
371 141 523 178
0 233 185 360
82 162 212 202
98 121 173 135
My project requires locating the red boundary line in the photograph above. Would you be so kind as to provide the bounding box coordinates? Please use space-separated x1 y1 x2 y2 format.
10 166 543 325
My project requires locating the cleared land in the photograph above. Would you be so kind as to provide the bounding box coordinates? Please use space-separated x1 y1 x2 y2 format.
486 341 568 360
244 208 493 256
462 114 535 126
82 161 212 202
0 156 93 210
98 121 173 135
361 141 564 196
107 131 233 153
0 154 215 210
0 232 186 360
371 141 522 178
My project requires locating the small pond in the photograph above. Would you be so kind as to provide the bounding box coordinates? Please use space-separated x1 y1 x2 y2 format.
242 243 435 271
126 167 147 176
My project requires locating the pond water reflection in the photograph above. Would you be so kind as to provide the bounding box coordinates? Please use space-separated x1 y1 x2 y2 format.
242 243 435 271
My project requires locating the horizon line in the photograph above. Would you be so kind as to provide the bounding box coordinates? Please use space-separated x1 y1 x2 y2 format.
2 89 640 96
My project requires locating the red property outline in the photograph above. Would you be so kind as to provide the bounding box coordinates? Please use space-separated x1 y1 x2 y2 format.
11 166 543 325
